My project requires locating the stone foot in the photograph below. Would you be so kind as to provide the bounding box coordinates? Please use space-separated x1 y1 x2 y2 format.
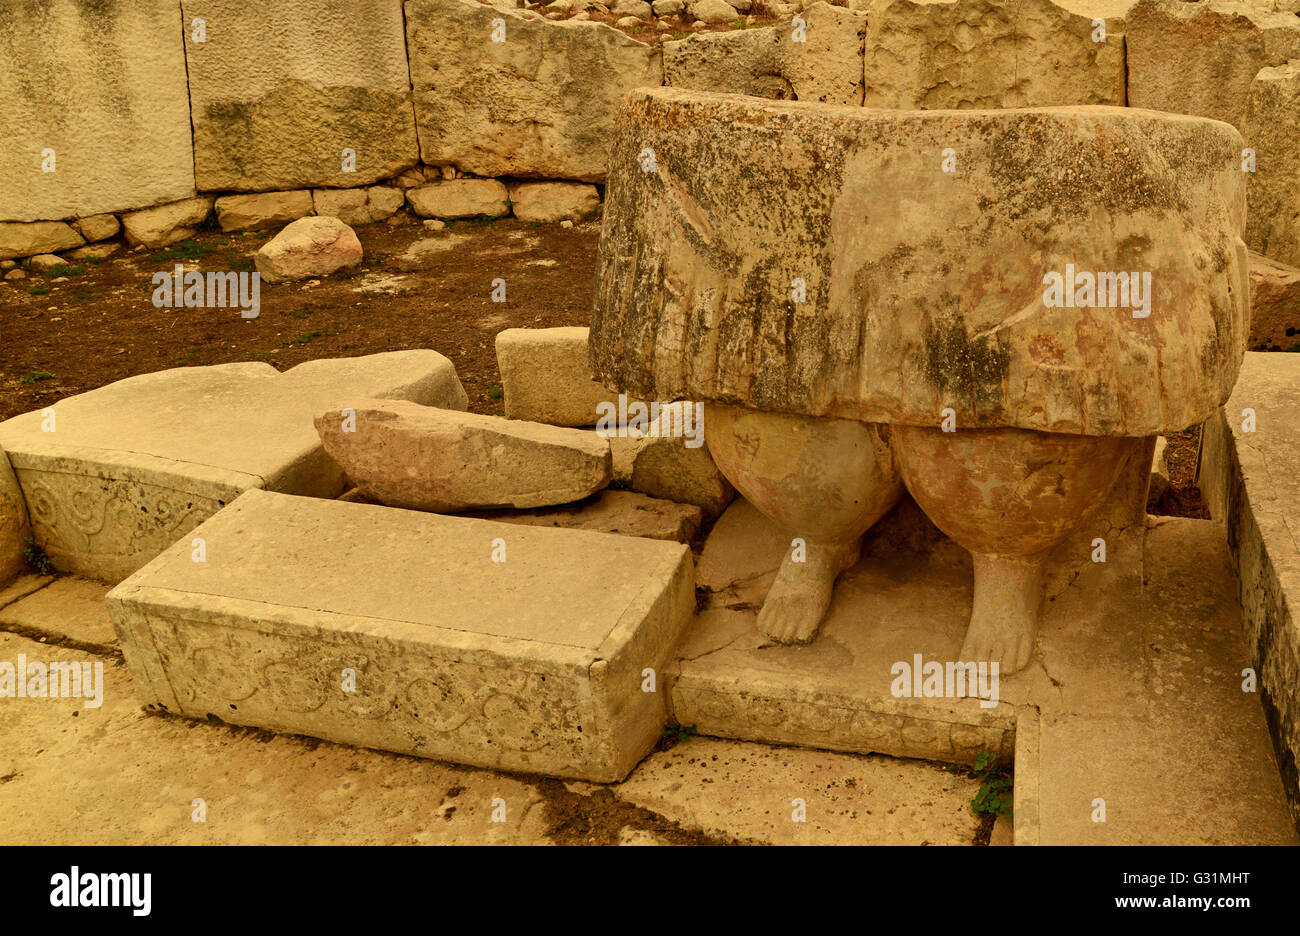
757 538 862 645
960 552 1043 672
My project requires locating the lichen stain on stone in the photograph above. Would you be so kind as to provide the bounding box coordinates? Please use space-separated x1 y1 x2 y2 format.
921 312 1012 415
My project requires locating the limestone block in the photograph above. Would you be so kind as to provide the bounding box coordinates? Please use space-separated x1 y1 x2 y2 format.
0 443 30 586
406 0 663 182
0 351 466 583
0 222 84 262
664 3 866 104
1249 251 1300 350
121 197 214 249
27 255 68 275
72 215 121 243
467 490 702 542
1126 0 1300 129
1244 60 1300 267
1199 352 1300 831
508 182 601 223
0 0 194 222
496 327 617 426
313 187 405 226
182 0 419 191
1147 435 1170 509
864 0 1129 109
106 490 694 781
68 243 120 262
589 89 1249 437
624 404 735 517
692 0 740 23
215 191 315 232
315 400 612 511
255 216 363 284
406 180 510 219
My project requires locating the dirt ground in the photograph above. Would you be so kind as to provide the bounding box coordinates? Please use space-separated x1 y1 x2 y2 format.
0 214 599 422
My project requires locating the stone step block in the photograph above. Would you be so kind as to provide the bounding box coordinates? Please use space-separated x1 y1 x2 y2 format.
315 399 612 511
466 489 703 543
0 351 467 584
495 326 617 427
106 489 696 781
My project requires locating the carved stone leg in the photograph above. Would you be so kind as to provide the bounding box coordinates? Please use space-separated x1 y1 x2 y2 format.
890 425 1139 673
705 403 903 645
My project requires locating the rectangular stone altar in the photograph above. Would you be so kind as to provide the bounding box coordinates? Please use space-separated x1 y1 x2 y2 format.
105 490 696 782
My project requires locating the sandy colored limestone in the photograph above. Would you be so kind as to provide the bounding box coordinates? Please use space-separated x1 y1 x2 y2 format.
1248 251 1300 350
106 490 696 782
0 443 29 586
182 0 418 191
496 327 617 427
0 222 84 262
255 216 363 283
215 191 314 232
316 400 613 512
406 0 662 182
121 197 215 249
1244 60 1300 267
590 89 1249 437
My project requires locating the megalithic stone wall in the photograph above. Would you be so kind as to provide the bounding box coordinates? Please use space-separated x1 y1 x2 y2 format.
0 0 196 222
182 0 420 192
405 0 663 182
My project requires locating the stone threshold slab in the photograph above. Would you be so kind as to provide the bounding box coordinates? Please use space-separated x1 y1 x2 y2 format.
106 490 696 782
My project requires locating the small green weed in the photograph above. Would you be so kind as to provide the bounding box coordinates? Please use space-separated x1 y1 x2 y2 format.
19 370 55 384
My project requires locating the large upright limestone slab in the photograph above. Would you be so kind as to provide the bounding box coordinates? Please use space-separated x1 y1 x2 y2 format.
1199 352 1300 833
0 352 466 583
182 0 419 191
1243 61 1300 267
589 89 1249 436
106 490 696 782
1126 0 1300 129
864 0 1130 109
406 0 662 181
0 0 195 222
664 3 867 105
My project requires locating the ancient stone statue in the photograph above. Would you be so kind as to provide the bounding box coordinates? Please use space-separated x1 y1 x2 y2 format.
589 88 1249 672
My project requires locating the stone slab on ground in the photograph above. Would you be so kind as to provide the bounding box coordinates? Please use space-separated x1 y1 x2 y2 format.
0 1 195 223
106 490 696 782
0 351 466 584
614 736 982 844
0 441 29 585
0 576 115 649
1199 350 1300 835
465 490 702 543
181 0 418 191
0 633 981 845
675 497 1297 843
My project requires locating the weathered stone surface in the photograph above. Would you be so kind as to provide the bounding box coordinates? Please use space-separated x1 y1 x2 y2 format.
467 489 702 542
121 197 214 249
620 403 735 517
0 222 84 262
508 182 600 223
312 187 405 226
664 3 865 104
27 255 69 274
0 576 116 647
0 1 195 222
1199 352 1300 837
0 351 466 583
72 215 120 243
1249 251 1300 350
1244 60 1300 267
255 216 363 283
406 0 662 182
590 89 1249 436
182 0 419 191
496 327 617 426
1146 434 1169 509
0 443 29 585
316 400 612 511
106 489 695 781
865 0 1129 109
1126 0 1300 129
406 180 510 219
215 191 314 232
